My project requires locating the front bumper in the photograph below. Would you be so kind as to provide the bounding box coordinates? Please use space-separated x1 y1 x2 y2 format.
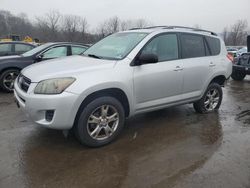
14 80 82 130
233 65 250 74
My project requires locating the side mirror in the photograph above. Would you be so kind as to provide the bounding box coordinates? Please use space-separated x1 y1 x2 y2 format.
35 54 43 61
137 53 158 65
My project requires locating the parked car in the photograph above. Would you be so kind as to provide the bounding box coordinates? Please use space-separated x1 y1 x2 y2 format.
237 47 248 56
231 52 250 81
0 42 89 92
227 47 239 58
14 26 232 147
0 41 36 56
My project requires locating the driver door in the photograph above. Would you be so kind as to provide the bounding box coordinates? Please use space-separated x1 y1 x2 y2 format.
133 33 184 112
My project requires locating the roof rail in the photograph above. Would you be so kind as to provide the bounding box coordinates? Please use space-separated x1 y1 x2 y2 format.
129 26 167 30
129 25 217 36
163 26 217 36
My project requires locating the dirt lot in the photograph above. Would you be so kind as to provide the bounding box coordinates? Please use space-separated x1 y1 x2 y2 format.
0 78 250 188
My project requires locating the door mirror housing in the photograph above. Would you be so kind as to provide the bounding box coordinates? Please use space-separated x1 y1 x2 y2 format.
35 54 43 61
137 53 158 65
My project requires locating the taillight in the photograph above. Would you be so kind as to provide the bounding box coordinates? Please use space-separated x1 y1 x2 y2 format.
227 54 234 63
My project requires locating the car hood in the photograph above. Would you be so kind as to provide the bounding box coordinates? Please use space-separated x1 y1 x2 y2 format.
22 55 117 82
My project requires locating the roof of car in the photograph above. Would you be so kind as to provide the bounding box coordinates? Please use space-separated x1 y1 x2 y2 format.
124 26 218 37
44 42 90 47
0 41 36 46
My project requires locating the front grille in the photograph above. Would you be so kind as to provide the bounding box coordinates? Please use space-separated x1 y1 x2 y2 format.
18 74 31 92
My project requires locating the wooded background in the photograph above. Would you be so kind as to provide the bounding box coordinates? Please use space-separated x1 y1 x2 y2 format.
0 10 249 45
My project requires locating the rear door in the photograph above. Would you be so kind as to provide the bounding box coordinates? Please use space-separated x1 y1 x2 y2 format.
180 33 215 99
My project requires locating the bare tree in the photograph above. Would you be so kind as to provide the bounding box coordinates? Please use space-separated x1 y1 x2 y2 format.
134 19 150 28
36 10 61 41
230 20 248 45
223 20 248 45
62 15 81 41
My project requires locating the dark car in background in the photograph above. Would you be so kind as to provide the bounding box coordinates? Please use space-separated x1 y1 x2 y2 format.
0 41 36 57
0 42 89 92
231 36 250 81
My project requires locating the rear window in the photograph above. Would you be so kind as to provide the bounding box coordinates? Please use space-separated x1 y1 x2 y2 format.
205 36 221 55
181 34 205 58
15 44 34 53
0 43 11 52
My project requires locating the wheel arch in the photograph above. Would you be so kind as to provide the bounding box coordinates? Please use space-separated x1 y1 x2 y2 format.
74 88 131 127
0 67 21 75
209 75 227 86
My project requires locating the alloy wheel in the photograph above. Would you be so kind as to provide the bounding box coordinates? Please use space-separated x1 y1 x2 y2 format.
204 88 220 111
87 105 119 141
3 71 19 91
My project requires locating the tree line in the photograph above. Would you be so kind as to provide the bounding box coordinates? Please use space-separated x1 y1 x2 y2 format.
0 10 150 44
0 9 249 45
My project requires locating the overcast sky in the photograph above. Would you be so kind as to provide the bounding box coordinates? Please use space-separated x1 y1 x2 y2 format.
1 0 250 32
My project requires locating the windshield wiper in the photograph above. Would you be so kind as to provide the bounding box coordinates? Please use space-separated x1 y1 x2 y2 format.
86 54 102 59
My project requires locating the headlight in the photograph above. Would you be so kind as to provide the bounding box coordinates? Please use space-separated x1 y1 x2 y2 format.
34 77 76 94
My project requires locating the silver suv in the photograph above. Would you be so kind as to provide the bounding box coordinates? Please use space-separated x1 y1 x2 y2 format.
14 26 232 147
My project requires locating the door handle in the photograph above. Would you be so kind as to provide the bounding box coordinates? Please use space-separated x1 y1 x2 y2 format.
209 62 216 67
174 66 183 71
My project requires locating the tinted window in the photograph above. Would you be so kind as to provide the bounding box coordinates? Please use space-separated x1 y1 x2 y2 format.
141 34 178 62
42 46 67 59
205 36 221 55
15 44 33 53
181 34 205 58
0 43 11 52
72 46 87 55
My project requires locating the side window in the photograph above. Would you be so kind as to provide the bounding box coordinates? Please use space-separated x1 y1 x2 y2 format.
42 46 67 59
181 34 205 58
205 36 221 55
15 44 33 53
141 34 179 62
0 44 11 52
71 46 87 55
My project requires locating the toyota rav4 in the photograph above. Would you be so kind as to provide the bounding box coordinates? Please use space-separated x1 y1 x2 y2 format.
14 26 232 147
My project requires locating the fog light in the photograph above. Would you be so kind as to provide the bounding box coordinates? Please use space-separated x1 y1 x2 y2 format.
45 110 54 122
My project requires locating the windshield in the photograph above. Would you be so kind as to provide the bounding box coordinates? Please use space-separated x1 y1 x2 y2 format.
83 32 148 60
22 43 52 57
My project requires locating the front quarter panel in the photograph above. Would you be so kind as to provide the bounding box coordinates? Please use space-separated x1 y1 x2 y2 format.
65 58 135 116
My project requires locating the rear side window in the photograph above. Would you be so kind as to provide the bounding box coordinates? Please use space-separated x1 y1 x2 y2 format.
205 36 221 55
0 43 11 52
181 34 205 58
15 44 34 53
72 46 87 55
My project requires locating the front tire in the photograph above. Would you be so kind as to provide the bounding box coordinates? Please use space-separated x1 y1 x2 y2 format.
193 83 223 114
0 69 20 92
231 70 246 81
74 96 125 147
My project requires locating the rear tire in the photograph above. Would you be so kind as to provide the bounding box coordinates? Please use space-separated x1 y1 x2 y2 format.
0 69 20 92
74 96 125 147
193 83 223 114
231 70 246 81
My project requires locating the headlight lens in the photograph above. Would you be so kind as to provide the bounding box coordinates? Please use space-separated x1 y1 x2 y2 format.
34 77 76 94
